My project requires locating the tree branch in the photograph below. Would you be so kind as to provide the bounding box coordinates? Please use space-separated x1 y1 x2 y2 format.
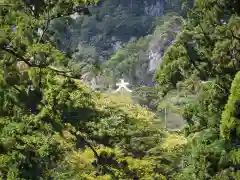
184 44 208 80
38 0 51 43
0 46 78 79
75 133 117 178
198 23 214 47
1 46 33 67
76 134 100 159
231 30 240 41
49 7 91 21
12 85 22 93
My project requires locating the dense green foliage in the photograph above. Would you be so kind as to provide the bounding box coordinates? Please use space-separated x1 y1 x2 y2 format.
1 0 240 179
0 0 185 179
154 0 240 179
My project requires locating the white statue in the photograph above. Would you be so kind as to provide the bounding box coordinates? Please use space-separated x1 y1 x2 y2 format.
113 79 132 93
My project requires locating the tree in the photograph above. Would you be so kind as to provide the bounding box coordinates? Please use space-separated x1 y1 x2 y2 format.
0 0 99 179
154 0 240 179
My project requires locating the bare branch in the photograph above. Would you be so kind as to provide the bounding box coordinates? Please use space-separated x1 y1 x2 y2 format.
38 1 51 43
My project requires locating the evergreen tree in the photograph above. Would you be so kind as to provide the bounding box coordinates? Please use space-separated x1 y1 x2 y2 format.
154 0 240 179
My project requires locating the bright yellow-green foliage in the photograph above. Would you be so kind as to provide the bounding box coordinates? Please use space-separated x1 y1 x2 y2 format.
161 133 187 152
98 93 155 123
60 146 168 180
84 92 160 150
221 71 240 139
61 147 113 179
48 92 183 179
229 149 240 164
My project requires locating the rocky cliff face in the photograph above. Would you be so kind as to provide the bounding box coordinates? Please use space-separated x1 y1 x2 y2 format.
147 15 183 72
50 0 184 88
144 0 165 16
51 0 183 61
98 14 184 89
